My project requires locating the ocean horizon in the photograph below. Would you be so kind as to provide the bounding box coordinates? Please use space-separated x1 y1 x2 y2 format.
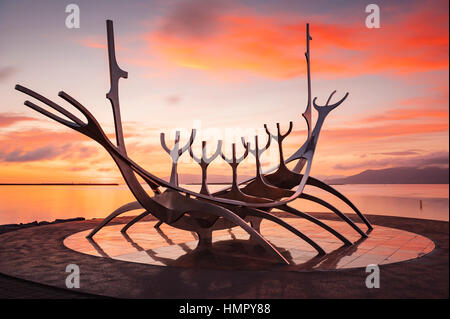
0 183 448 225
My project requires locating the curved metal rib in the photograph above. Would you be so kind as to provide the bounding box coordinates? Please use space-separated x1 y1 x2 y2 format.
306 176 373 230
246 208 325 255
121 209 149 233
299 193 368 238
263 162 371 231
86 201 143 238
279 204 352 246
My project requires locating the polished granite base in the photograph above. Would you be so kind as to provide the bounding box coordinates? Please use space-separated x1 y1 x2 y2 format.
64 219 434 271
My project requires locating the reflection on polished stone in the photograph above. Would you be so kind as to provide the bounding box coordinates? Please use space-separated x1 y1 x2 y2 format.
64 218 434 271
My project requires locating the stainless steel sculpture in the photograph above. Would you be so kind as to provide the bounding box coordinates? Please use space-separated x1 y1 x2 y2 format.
15 20 373 264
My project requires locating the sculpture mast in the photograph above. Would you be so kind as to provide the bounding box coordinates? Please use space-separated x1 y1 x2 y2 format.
106 20 128 155
293 24 312 174
302 23 313 137
104 20 160 192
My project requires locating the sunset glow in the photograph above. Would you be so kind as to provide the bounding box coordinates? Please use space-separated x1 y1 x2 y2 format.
0 0 448 183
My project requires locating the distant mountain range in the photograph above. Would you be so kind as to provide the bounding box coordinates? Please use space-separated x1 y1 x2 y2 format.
325 166 449 184
172 166 449 185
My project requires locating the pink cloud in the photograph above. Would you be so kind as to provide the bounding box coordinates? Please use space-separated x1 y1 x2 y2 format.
0 113 37 128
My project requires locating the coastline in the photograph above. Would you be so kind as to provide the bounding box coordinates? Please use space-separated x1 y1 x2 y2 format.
0 217 85 235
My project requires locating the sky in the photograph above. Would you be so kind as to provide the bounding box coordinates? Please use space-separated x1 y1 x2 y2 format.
0 0 448 183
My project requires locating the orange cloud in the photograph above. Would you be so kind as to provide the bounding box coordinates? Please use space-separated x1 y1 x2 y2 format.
148 15 353 78
0 128 118 183
146 2 448 79
0 124 175 183
0 128 85 147
0 129 98 162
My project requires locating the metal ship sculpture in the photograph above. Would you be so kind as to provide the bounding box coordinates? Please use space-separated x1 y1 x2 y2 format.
16 21 372 264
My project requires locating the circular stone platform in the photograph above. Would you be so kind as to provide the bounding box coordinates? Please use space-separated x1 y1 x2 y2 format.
64 219 434 271
0 214 446 298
